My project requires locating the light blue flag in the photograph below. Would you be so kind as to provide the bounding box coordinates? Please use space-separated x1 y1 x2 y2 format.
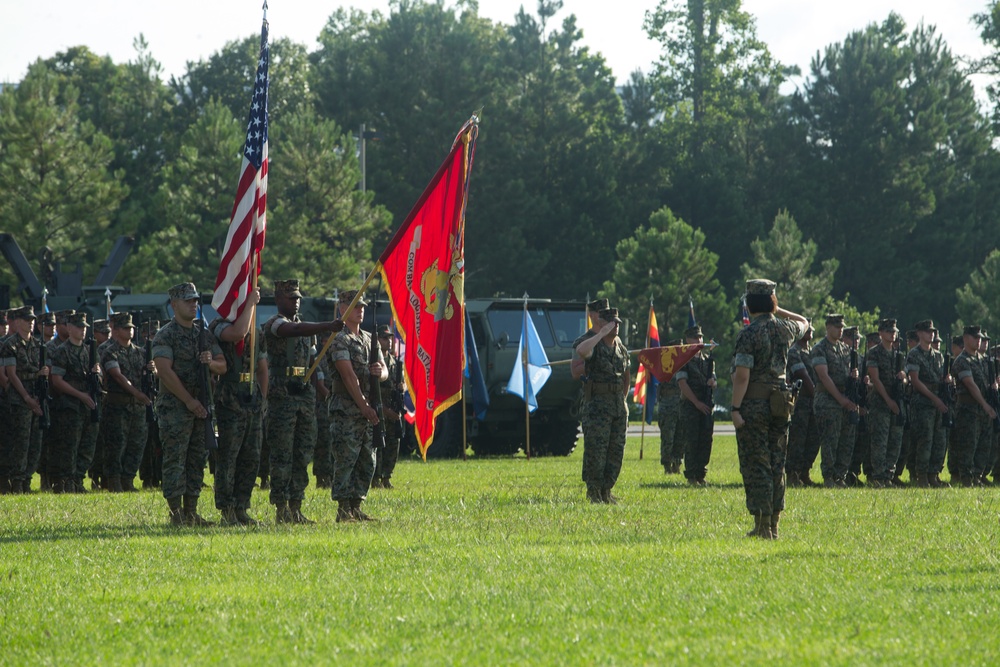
506 308 552 412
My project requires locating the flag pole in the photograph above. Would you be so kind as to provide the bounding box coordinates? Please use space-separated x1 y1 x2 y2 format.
247 252 259 391
639 296 652 461
522 293 531 460
305 265 380 382
461 304 468 461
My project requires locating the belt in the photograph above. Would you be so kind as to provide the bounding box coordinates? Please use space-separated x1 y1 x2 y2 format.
958 394 980 406
18 372 39 382
332 379 368 396
659 387 680 396
587 381 621 396
281 367 306 377
816 383 846 395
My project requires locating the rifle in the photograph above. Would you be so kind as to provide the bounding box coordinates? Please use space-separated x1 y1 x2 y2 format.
987 347 1000 433
390 352 404 435
857 338 869 431
892 340 907 427
939 337 955 429
87 338 102 423
845 340 860 425
197 322 219 452
703 351 715 429
36 344 51 430
142 336 157 424
369 318 386 453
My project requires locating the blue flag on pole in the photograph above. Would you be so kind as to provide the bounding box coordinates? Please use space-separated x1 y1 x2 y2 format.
506 307 552 412
465 311 490 420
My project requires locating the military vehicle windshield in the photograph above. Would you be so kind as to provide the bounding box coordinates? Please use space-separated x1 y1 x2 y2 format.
486 306 586 349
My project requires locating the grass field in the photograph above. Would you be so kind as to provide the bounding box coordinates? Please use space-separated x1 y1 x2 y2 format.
3 434 1000 666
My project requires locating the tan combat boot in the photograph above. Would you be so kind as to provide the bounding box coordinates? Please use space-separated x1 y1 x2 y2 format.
601 488 619 505
167 497 184 526
351 499 376 522
183 496 215 527
275 501 293 524
586 485 602 504
234 507 259 526
289 500 316 525
220 507 240 526
336 500 358 523
770 511 781 540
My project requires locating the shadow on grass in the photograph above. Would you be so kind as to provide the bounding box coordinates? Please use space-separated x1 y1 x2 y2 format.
0 522 266 545
639 481 744 490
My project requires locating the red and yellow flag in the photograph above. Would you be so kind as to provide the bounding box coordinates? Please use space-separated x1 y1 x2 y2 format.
632 305 660 408
377 118 478 458
637 343 703 383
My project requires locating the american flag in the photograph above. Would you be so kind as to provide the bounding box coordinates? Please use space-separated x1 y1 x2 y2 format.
212 15 269 327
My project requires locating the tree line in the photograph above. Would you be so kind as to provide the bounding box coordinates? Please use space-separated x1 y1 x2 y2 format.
2 0 1000 344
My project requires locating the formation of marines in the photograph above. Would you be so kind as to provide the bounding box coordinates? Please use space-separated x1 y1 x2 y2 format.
0 280 406 528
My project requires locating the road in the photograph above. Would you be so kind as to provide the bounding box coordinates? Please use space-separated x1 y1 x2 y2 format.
627 422 736 437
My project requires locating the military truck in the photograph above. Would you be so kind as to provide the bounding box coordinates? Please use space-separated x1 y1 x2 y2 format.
425 298 621 458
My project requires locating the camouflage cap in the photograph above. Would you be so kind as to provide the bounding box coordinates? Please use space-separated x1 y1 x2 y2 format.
683 325 703 339
376 323 392 338
587 298 609 312
952 335 964 347
878 318 898 333
913 319 936 332
9 305 36 320
338 289 369 306
93 318 110 334
110 312 135 329
825 313 845 326
168 282 199 301
39 312 56 326
983 330 992 341
866 331 881 343
906 330 918 342
745 279 776 296
843 326 859 338
599 307 621 324
0 310 6 325
54 309 77 325
666 338 682 346
140 320 161 337
274 279 303 298
67 312 89 328
964 325 984 338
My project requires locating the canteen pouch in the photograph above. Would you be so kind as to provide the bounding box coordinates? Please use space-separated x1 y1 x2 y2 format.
769 388 793 419
286 377 308 395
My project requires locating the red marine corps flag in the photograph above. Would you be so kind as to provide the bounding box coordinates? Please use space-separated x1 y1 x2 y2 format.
378 117 479 458
637 343 707 384
212 9 269 344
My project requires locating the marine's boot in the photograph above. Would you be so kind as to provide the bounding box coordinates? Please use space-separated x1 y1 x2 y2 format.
336 500 358 523
108 476 124 493
167 497 185 526
370 477 383 489
671 459 683 474
800 472 819 487
315 475 330 489
183 495 215 527
381 477 394 490
586 485 603 504
220 507 240 526
275 501 293 524
0 478 10 495
121 477 138 493
961 474 976 488
235 507 259 527
747 513 774 539
914 473 930 488
930 473 949 488
289 500 316 525
601 488 619 505
350 499 376 522
770 511 781 540
786 470 802 487
258 474 270 490
8 479 24 494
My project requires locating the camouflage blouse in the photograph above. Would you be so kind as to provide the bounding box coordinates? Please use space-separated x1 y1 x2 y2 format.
732 314 803 387
952 351 991 401
328 328 382 416
573 331 630 387
101 338 146 394
263 314 315 403
906 345 945 408
209 319 267 409
1 333 44 405
866 343 904 411
152 320 222 398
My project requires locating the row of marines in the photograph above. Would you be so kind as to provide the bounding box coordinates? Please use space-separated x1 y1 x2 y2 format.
0 280 406 526
783 315 1000 489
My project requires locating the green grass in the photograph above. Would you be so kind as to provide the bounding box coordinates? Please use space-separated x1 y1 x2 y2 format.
3 436 1000 665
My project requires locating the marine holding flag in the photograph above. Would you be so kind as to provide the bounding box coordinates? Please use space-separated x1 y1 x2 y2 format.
730 279 808 539
573 299 630 504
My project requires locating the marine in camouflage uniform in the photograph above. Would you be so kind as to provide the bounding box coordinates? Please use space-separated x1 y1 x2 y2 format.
906 320 951 487
210 287 268 526
329 290 386 522
864 319 907 487
152 283 226 526
656 352 683 474
0 306 48 494
36 309 75 490
138 320 164 489
731 279 807 539
373 324 403 489
950 325 998 486
48 312 102 493
810 314 860 487
99 312 152 493
676 325 716 485
573 299 630 504
785 326 820 486
312 332 334 489
87 318 112 490
264 279 342 524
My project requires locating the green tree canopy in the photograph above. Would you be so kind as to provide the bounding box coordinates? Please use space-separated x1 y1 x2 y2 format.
954 249 1000 332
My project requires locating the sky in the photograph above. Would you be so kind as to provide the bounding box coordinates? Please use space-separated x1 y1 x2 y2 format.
2 1 993 93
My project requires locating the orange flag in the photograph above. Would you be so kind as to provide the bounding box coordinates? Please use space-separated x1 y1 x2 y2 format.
377 118 478 458
637 343 704 383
